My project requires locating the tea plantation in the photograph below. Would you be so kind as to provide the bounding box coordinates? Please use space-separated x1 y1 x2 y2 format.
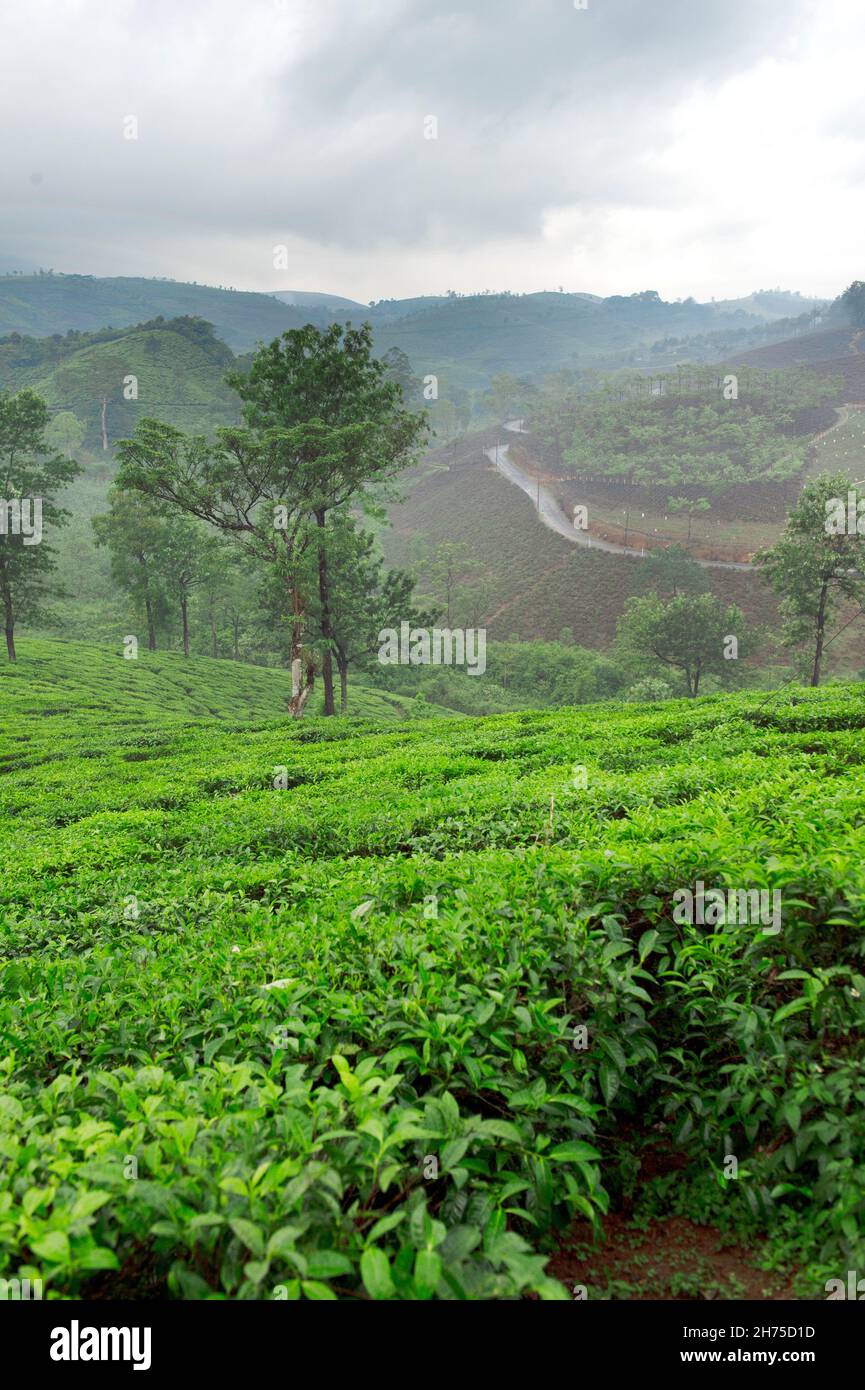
2 641 864 1300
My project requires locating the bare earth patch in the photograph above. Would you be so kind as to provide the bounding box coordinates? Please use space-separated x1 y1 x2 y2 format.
547 1215 800 1301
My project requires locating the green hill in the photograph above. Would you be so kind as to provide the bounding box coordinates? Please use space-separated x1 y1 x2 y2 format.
0 663 863 1298
0 638 449 745
0 317 241 449
0 274 316 353
370 291 813 394
0 275 822 400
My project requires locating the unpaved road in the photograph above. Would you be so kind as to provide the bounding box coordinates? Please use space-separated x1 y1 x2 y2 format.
487 421 754 572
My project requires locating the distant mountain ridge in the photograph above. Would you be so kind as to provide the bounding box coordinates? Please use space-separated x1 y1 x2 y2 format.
0 273 313 352
0 272 836 396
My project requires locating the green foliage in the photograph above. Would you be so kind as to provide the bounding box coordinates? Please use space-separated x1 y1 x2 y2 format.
616 592 748 697
368 639 626 714
757 471 865 686
0 389 81 657
558 366 839 492
1 642 865 1298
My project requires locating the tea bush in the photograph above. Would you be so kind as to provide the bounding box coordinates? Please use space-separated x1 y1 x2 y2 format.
1 640 864 1298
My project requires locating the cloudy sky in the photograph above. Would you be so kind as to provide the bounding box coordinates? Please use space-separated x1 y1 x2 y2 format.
1 0 863 302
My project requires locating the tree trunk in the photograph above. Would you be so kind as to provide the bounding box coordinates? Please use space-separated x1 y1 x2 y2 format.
145 594 157 651
100 395 109 452
288 585 314 717
0 567 14 662
337 653 349 713
181 596 190 657
811 581 828 687
232 618 240 660
210 600 218 658
316 510 335 716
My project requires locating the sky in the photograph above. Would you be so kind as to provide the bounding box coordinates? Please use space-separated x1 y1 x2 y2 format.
1 0 863 304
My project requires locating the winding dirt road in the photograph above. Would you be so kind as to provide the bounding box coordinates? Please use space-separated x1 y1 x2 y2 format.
486 421 753 572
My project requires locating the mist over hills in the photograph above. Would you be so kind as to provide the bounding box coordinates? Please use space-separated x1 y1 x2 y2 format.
0 273 831 401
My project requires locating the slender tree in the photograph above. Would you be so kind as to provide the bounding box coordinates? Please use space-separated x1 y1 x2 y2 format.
0 390 80 661
159 515 220 657
92 490 171 651
757 472 865 686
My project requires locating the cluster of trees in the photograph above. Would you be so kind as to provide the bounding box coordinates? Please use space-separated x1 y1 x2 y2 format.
615 473 865 692
110 322 433 715
521 365 839 493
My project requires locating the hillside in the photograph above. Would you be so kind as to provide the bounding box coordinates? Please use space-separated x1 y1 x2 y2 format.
0 317 241 449
1 660 864 1299
731 325 865 405
383 432 791 655
270 290 367 313
0 274 316 353
0 638 450 739
0 275 823 398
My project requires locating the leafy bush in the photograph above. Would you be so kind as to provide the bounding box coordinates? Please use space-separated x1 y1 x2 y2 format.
2 640 865 1298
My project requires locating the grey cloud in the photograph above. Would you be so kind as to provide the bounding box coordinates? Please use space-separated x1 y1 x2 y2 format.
0 0 816 276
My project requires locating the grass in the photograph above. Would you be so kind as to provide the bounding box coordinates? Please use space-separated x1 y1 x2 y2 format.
1 642 865 1300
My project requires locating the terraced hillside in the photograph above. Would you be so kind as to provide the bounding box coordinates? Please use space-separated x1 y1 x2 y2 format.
1 650 864 1300
0 638 444 737
734 326 865 403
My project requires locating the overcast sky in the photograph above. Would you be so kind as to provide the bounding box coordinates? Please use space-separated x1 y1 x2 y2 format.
1 0 863 303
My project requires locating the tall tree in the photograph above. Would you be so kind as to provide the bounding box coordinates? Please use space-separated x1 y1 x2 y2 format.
0 389 80 661
757 472 865 686
92 490 170 651
668 496 711 544
838 281 865 329
194 543 250 659
159 515 220 657
225 324 427 714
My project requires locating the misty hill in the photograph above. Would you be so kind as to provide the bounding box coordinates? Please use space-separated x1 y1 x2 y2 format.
0 273 315 352
0 274 828 396
270 289 367 312
0 316 240 449
731 325 865 403
370 290 822 393
711 289 827 321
